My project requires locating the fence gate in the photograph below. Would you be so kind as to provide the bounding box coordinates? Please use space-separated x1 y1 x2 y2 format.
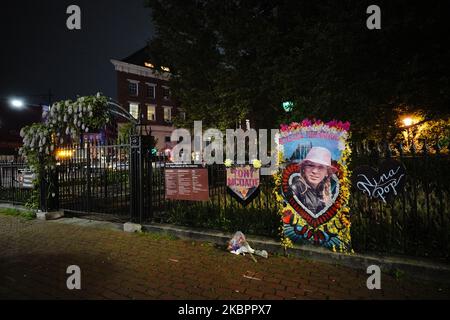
57 139 132 222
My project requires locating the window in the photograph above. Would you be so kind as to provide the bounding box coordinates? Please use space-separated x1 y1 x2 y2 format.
165 136 171 143
179 111 186 120
146 83 156 99
129 103 139 119
163 106 172 122
128 81 139 96
162 86 170 100
147 105 156 121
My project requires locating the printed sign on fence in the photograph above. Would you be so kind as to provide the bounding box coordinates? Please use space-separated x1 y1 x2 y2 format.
165 164 209 201
18 169 35 189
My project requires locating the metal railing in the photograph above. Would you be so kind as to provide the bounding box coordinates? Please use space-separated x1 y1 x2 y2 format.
0 160 34 205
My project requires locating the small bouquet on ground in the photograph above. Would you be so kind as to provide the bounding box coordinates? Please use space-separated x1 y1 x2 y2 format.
227 231 268 260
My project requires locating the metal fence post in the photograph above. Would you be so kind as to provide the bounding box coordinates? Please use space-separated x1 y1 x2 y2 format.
39 155 47 212
130 135 143 223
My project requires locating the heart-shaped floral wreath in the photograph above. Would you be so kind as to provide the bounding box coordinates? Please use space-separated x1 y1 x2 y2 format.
274 120 353 253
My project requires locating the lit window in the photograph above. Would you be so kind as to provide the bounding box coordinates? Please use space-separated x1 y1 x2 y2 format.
128 82 138 96
161 66 170 72
147 84 155 98
163 107 172 122
144 62 154 68
162 87 170 100
147 105 156 121
129 103 139 119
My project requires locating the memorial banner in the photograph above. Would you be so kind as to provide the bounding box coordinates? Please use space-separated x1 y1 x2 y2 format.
274 120 352 252
226 165 260 206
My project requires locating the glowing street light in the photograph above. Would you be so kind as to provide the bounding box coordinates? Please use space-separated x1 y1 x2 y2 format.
9 98 25 109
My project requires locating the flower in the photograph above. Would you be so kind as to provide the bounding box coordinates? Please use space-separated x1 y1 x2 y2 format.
224 159 233 167
252 159 262 169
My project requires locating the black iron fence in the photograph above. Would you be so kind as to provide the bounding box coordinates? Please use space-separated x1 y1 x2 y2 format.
148 164 280 238
1 138 449 262
349 142 450 262
56 139 131 222
0 160 34 205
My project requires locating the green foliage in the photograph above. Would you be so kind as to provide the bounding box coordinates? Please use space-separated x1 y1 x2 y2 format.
0 208 35 220
136 231 178 241
118 122 134 143
25 186 39 211
165 196 280 239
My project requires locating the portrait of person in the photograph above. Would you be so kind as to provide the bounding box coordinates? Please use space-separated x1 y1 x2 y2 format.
289 146 339 217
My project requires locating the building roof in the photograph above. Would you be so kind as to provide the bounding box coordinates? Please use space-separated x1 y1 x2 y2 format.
122 46 151 65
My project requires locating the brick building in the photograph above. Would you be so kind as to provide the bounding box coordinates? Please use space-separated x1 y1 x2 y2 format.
111 47 184 152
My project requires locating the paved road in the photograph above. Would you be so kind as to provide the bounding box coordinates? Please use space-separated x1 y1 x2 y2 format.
0 215 449 300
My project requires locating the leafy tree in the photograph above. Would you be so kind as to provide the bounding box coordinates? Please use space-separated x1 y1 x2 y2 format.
145 0 450 140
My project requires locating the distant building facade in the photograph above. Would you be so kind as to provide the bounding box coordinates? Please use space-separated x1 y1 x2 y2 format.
111 47 184 153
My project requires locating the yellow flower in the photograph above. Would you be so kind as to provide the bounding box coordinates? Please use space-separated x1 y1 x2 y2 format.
224 159 233 167
252 159 262 169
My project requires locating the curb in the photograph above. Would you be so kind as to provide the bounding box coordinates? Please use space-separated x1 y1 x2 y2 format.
143 222 450 285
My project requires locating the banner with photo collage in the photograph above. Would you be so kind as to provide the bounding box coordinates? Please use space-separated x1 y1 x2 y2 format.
274 120 352 252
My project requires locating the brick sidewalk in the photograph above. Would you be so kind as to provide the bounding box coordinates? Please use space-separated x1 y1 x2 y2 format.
0 215 449 300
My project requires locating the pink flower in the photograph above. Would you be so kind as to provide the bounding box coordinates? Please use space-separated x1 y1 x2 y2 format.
301 119 312 127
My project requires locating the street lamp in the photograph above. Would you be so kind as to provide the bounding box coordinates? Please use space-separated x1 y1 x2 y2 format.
7 90 53 111
9 98 25 109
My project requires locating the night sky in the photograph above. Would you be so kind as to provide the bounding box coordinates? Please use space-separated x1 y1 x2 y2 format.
0 0 154 105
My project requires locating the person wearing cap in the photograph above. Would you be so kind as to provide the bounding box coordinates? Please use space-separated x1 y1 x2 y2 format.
290 146 338 216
